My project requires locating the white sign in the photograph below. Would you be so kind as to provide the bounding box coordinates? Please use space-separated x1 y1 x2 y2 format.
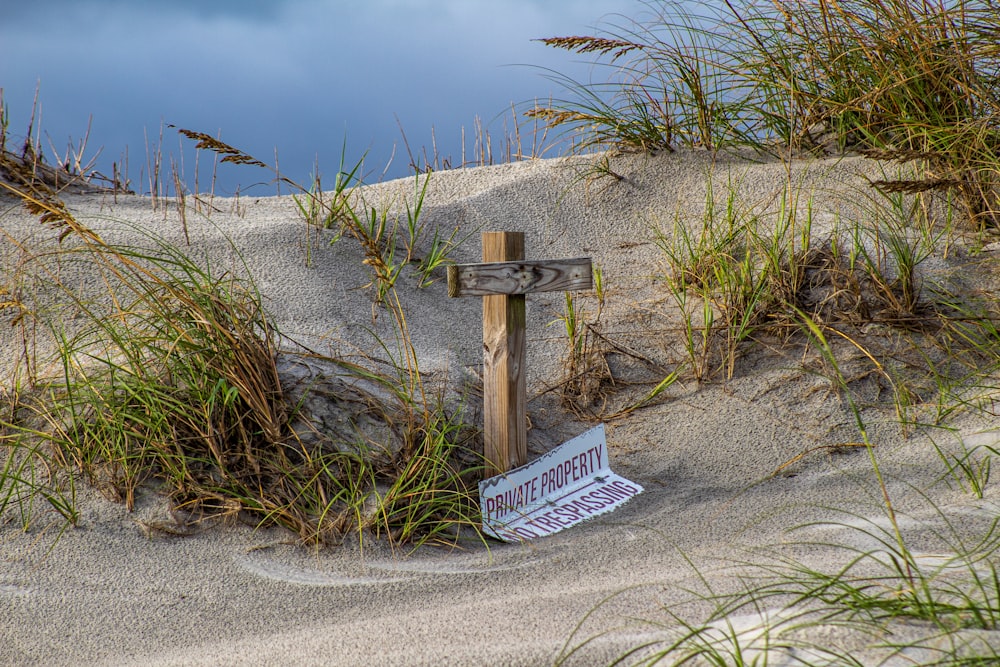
478 424 643 542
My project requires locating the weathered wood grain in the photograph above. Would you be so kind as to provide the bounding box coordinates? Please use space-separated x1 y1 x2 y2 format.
448 257 592 297
481 232 527 477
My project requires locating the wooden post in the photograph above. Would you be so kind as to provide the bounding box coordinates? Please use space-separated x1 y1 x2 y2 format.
482 232 526 477
447 232 592 478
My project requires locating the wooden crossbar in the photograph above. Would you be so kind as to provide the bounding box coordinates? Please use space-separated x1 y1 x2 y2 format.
447 257 592 297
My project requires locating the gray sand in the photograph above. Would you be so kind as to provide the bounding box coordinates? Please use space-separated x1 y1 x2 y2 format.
3 150 1000 665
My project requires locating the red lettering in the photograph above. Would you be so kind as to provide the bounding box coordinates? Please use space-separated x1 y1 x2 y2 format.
603 485 628 502
510 479 535 508
543 463 570 495
530 514 562 531
553 506 583 523
547 510 574 527
587 488 620 504
573 495 606 512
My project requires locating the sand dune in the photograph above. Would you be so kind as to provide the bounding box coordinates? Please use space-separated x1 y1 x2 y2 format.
3 150 1000 665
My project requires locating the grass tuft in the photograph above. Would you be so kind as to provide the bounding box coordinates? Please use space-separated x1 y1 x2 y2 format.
535 0 1000 230
1 132 484 549
532 4 1000 660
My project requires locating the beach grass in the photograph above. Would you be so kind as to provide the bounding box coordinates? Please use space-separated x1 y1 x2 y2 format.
536 0 1000 663
0 125 483 549
3 0 1000 661
534 0 1000 231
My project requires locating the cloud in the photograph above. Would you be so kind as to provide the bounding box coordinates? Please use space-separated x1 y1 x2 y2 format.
1 0 644 190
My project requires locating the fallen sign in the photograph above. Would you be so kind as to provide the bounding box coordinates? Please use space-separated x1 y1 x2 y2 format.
479 424 643 542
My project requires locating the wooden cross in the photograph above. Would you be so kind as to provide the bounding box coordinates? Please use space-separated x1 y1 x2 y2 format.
447 231 592 478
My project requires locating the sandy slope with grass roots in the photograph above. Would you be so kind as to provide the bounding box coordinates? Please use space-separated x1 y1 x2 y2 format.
4 150 1000 665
